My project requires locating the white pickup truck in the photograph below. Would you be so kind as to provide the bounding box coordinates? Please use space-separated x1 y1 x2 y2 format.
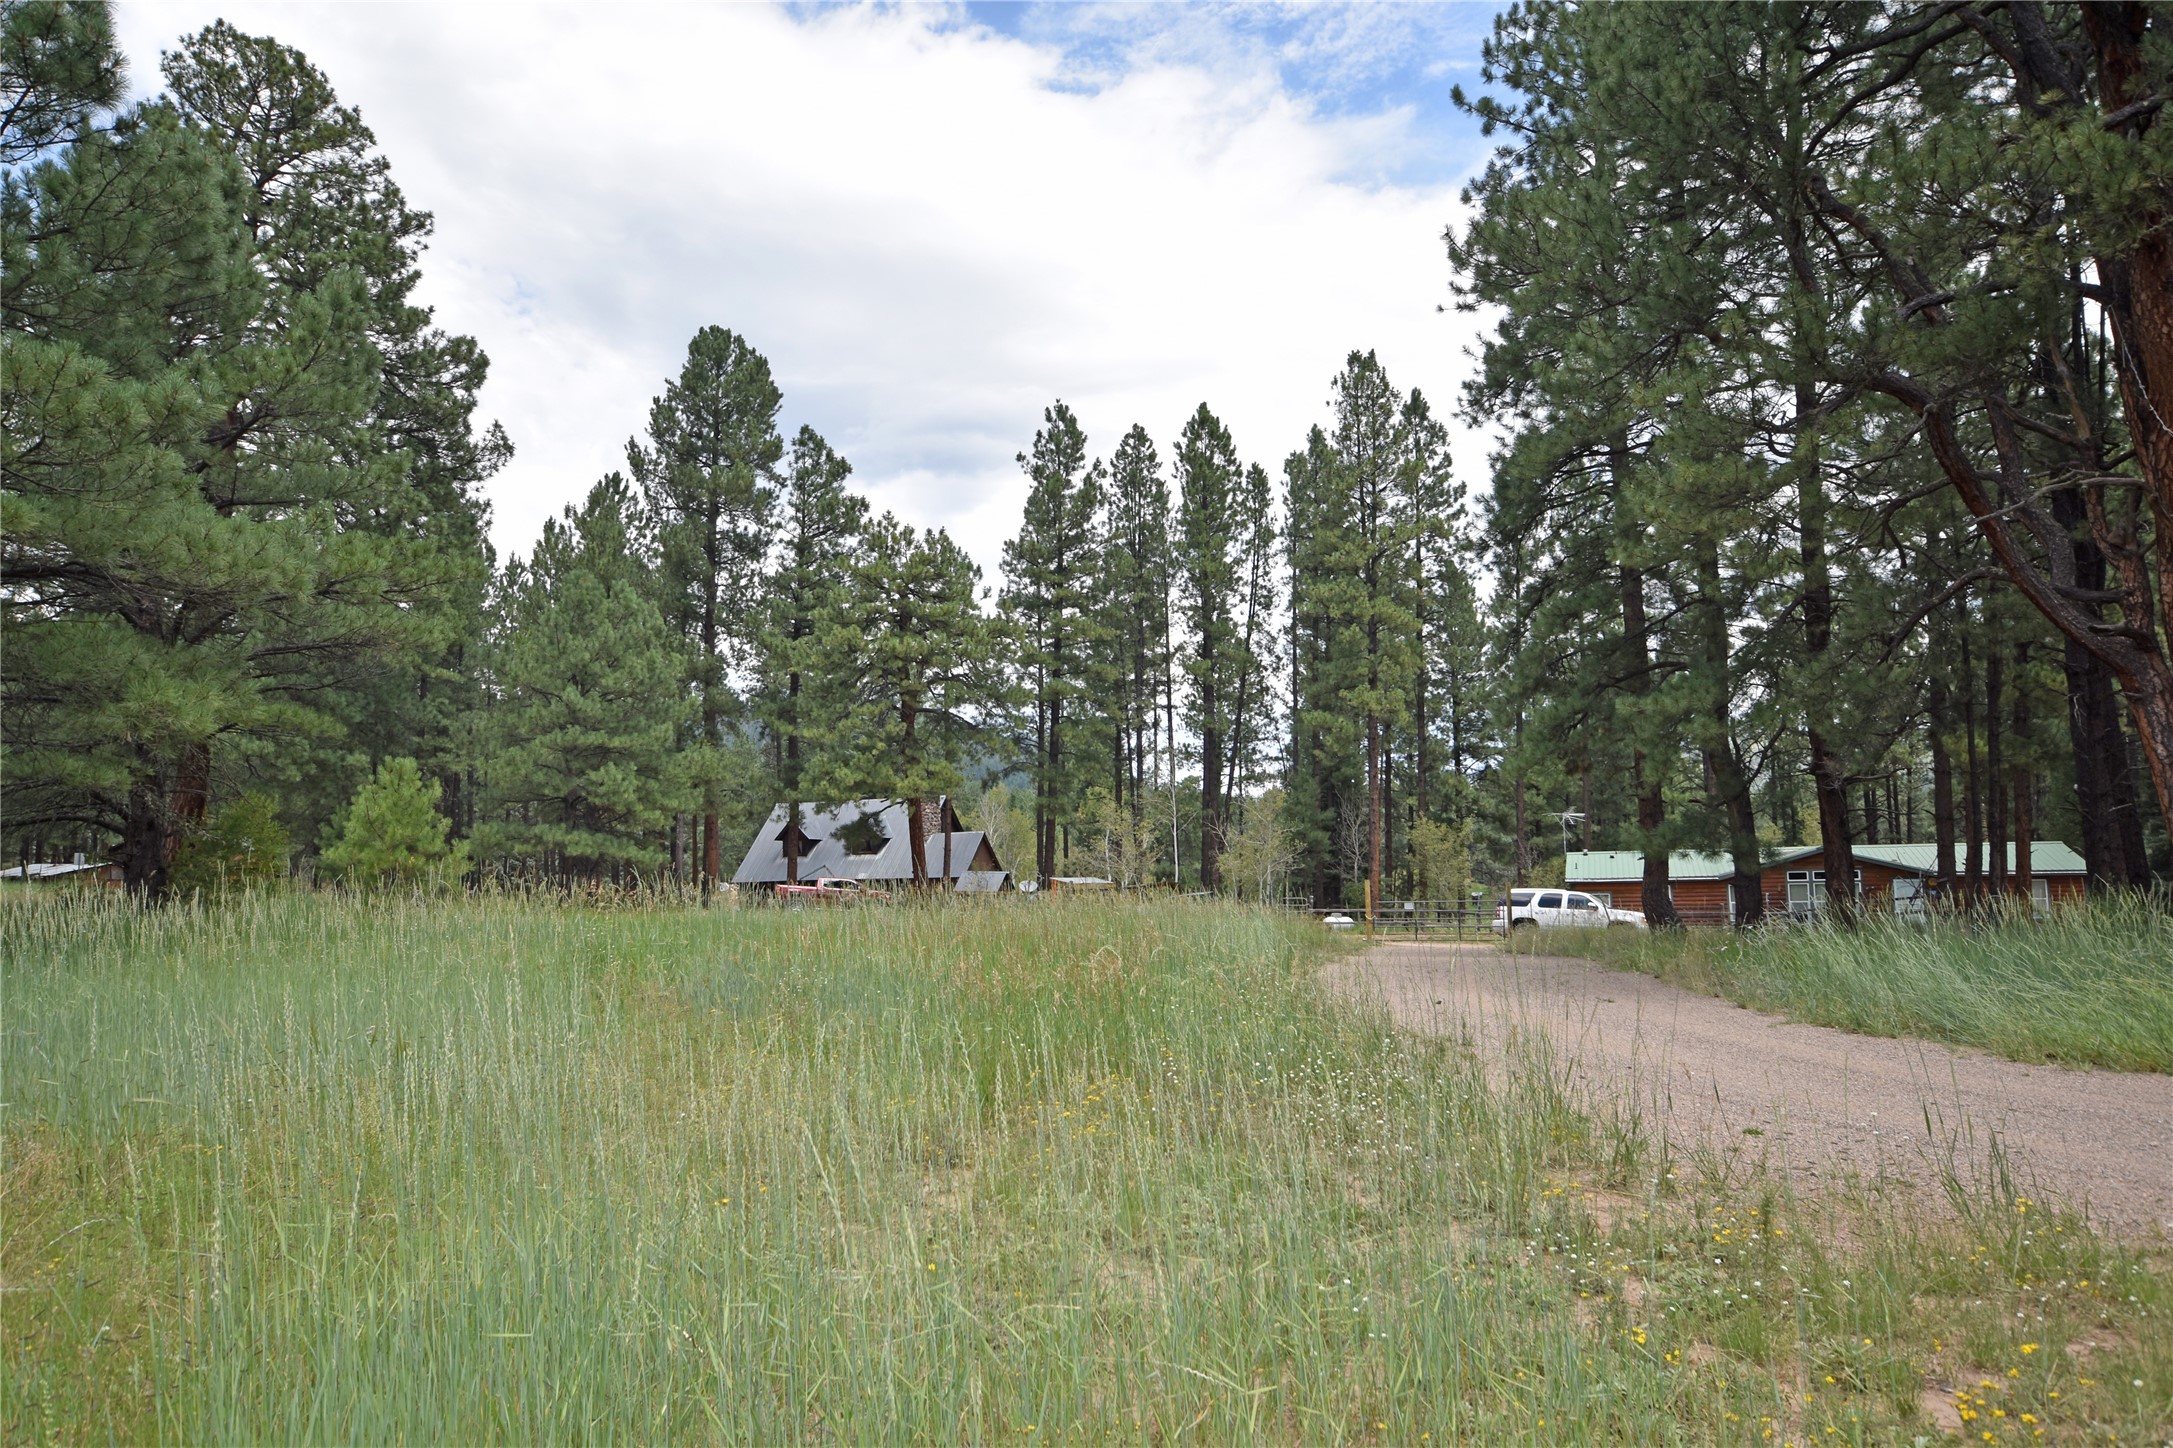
1495 887 1647 933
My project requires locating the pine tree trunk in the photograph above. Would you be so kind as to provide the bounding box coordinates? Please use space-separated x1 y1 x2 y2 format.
1619 558 1678 926
1377 742 1392 898
1113 718 1125 817
1512 772 1530 887
121 759 168 896
1929 675 1958 900
1963 635 1984 905
784 668 801 791
1986 647 2007 895
1635 756 1676 925
1200 703 1222 892
1035 682 1052 884
1367 714 1382 927
2013 776 2033 909
1718 764 1764 927
1807 734 1855 912
2063 637 2149 891
2080 5 2173 843
702 810 720 899
166 741 210 875
2013 644 2032 907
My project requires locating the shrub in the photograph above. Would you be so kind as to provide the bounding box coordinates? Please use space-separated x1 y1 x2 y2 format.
169 793 291 895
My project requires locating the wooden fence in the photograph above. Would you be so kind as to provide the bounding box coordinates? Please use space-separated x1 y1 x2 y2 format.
1280 898 1504 940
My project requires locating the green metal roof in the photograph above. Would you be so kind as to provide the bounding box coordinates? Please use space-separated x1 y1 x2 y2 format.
1565 850 1740 882
1849 841 2086 875
1565 841 2085 882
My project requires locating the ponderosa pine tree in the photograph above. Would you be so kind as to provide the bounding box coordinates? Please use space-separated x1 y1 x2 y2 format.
999 401 1103 883
1173 403 1246 891
1333 353 1421 917
159 21 506 842
2 14 460 894
1284 423 1356 905
1223 460 1281 836
1451 0 2173 889
477 475 685 883
318 755 469 891
756 424 866 880
628 326 782 897
0 0 124 166
1098 423 1177 860
1392 392 1458 891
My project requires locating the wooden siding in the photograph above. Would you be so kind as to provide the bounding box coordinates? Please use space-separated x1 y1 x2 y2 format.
1666 878 1734 924
1579 846 2085 922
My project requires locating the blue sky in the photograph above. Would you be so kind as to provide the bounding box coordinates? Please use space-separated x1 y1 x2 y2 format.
114 2 1507 574
959 3 1499 183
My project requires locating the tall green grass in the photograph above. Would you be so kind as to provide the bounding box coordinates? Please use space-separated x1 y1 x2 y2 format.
1521 897 2173 1072
6 892 2167 1442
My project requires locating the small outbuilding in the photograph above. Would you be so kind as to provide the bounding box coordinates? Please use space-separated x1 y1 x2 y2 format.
0 855 122 887
731 798 1011 893
1565 841 2087 923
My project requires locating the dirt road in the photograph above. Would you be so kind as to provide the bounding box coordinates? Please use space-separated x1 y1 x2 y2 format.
1327 941 2173 1236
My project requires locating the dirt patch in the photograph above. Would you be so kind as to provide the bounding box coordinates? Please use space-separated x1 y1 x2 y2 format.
1326 942 2173 1236
1917 1385 1964 1436
2063 1328 2133 1361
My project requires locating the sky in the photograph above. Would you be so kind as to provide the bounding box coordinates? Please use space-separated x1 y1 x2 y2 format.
112 1 1505 577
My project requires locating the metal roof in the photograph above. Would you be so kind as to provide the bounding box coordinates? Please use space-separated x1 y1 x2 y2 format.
1565 850 1748 883
1849 841 2086 875
731 799 1008 888
1566 841 2085 883
0 860 109 880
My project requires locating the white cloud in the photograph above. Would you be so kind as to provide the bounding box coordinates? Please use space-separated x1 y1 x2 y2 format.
113 2 1496 575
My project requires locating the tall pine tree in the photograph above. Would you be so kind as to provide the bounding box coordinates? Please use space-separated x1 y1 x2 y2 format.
3 17 463 893
629 326 782 897
999 401 1103 883
477 475 685 882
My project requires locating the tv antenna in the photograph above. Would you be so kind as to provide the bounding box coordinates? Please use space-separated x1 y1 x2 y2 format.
1546 810 1586 855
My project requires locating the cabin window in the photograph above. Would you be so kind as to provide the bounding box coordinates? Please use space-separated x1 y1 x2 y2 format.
2032 877 2050 915
1786 867 1861 917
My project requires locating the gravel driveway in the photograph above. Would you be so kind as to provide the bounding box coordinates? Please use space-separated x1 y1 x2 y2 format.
1326 941 2173 1236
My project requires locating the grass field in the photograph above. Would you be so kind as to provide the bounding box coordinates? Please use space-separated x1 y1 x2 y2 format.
5 892 2168 1442
1511 898 2173 1074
